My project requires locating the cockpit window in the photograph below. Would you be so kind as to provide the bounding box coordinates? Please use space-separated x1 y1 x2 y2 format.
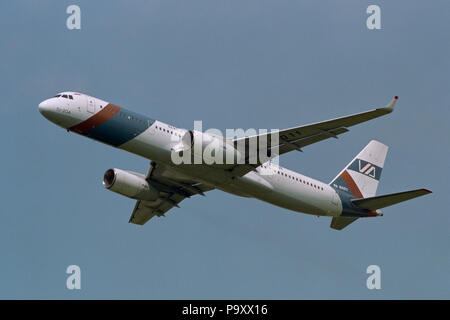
54 94 73 99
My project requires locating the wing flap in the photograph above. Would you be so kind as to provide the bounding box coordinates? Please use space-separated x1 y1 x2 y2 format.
277 127 349 155
129 193 186 225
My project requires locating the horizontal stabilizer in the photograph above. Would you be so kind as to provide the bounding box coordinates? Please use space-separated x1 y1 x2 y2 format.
351 188 432 211
330 217 359 230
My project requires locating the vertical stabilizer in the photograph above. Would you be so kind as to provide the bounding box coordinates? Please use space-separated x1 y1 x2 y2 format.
330 140 388 198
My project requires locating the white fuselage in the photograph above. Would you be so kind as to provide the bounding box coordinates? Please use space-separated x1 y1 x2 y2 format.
39 92 343 218
120 119 342 217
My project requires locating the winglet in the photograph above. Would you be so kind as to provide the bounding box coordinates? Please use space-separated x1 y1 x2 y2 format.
382 96 398 113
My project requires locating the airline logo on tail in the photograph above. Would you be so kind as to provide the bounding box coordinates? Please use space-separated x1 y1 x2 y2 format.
348 159 382 180
358 160 376 178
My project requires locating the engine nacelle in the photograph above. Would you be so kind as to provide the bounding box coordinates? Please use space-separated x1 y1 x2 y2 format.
103 168 159 201
180 130 245 165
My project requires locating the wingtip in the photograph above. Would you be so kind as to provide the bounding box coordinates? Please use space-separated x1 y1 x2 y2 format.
383 96 398 112
421 188 432 194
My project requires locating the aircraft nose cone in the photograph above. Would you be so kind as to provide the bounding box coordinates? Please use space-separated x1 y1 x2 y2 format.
38 96 77 128
39 100 51 115
38 99 53 117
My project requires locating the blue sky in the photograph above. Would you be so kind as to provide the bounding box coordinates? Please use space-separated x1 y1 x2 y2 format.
1 0 449 299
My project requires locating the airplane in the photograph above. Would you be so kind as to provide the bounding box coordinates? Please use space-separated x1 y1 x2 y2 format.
38 92 431 230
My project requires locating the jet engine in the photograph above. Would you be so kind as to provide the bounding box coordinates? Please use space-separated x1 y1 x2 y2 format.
103 168 159 201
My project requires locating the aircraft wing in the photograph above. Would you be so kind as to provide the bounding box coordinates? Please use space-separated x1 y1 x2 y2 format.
231 97 397 175
129 161 214 225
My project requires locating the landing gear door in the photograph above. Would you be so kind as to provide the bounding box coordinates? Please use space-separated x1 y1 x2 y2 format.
87 98 96 114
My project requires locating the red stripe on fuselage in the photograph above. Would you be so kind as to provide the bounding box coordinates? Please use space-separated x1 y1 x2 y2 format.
340 170 363 199
69 104 121 134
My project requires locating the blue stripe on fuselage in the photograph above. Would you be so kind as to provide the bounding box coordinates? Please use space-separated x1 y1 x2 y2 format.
84 108 155 147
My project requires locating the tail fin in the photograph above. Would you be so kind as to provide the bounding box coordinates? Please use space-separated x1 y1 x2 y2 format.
330 140 388 198
329 141 432 230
